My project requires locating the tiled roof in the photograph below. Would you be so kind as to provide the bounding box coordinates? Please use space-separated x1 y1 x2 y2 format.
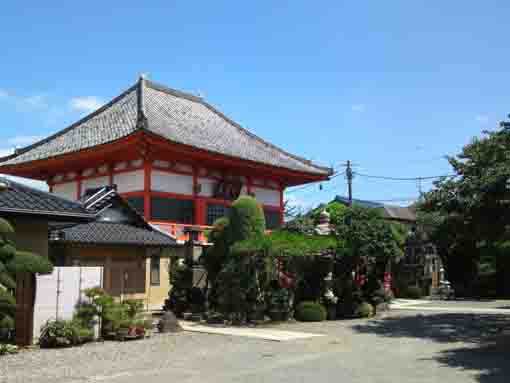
0 177 94 219
50 185 177 246
334 195 416 222
51 222 176 246
383 205 416 222
0 78 331 176
334 196 385 209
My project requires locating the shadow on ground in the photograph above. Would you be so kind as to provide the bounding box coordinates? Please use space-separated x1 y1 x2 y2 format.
352 313 510 383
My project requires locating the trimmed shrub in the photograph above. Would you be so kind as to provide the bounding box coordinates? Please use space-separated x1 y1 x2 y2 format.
123 299 144 319
7 251 53 274
401 286 423 299
39 319 92 348
0 343 18 356
355 302 374 318
229 196 266 242
0 289 15 318
295 301 327 322
0 316 14 330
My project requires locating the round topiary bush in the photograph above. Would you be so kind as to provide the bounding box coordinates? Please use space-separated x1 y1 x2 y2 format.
402 286 423 299
295 301 327 322
355 302 374 318
229 196 266 242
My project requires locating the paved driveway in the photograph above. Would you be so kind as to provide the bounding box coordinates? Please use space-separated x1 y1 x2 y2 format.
1 302 509 383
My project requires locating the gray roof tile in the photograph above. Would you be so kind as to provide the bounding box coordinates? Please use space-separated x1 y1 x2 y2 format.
0 79 330 176
51 222 176 246
0 177 94 219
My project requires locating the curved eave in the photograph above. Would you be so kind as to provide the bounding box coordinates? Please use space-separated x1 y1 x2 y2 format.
0 130 332 186
0 208 95 222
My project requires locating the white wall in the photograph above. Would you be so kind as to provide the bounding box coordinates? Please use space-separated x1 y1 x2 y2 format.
252 186 280 207
114 169 144 193
152 170 193 195
198 177 216 197
52 182 77 200
81 176 110 195
33 267 103 343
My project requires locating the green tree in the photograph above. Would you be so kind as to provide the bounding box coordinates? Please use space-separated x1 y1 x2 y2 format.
0 217 53 333
330 206 406 315
228 196 266 242
420 122 510 296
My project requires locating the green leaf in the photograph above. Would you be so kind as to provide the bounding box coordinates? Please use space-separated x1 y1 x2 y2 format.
0 218 14 234
7 251 53 274
0 271 16 289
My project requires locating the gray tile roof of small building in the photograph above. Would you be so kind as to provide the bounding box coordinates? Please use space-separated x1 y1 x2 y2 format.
334 195 416 222
50 185 177 246
0 78 331 176
51 222 177 247
0 177 94 219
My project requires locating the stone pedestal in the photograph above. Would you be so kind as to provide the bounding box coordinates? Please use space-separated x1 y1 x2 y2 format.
158 311 183 333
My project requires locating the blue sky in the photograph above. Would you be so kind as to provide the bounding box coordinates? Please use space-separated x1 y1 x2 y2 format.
0 1 509 211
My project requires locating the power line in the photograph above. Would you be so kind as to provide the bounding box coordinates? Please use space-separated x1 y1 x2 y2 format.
285 170 345 194
354 172 455 181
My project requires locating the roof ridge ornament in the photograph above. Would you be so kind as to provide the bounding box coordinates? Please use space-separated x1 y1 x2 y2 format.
136 73 148 130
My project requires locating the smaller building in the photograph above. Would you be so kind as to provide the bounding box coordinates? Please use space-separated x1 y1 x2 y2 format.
0 177 94 259
50 186 181 310
0 177 95 345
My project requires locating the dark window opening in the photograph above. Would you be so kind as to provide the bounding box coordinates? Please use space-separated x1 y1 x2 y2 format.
150 256 160 286
126 197 145 216
151 197 194 223
206 204 231 226
264 209 281 230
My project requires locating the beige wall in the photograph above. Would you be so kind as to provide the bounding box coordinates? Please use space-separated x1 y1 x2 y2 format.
145 253 171 311
57 245 177 311
10 217 49 258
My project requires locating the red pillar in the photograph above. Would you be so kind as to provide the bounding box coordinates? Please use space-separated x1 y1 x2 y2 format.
192 167 205 225
279 184 285 225
144 160 152 221
76 174 82 200
108 163 114 187
246 176 252 196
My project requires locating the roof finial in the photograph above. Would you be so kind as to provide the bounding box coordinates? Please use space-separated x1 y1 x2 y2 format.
139 73 148 82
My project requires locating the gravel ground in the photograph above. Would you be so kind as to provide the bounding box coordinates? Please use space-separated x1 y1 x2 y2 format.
1 307 509 383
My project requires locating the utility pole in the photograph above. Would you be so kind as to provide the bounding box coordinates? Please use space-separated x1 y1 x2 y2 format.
346 160 353 206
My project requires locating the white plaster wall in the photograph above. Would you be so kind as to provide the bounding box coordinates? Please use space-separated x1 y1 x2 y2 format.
152 170 193 195
52 182 77 200
198 177 216 197
82 176 110 194
33 267 103 342
114 170 144 193
252 186 280 207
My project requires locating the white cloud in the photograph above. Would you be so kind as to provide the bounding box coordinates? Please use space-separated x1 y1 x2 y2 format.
351 104 365 112
0 148 13 158
284 194 312 215
7 135 42 147
69 96 104 113
475 114 489 124
22 94 48 108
